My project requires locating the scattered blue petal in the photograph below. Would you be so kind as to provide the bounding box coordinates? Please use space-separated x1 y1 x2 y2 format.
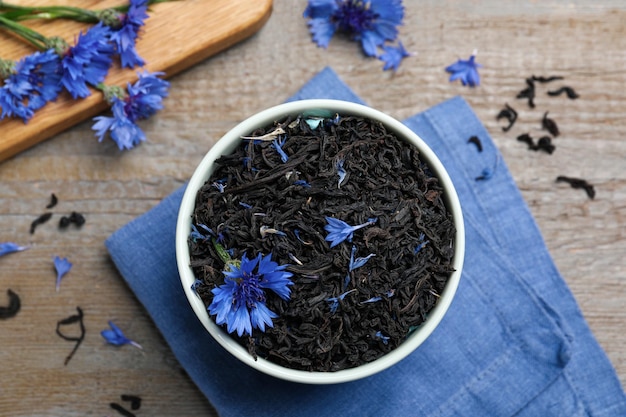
208 253 293 336
212 182 226 193
342 274 351 291
272 137 289 163
445 53 482 88
190 223 214 240
349 245 375 271
294 229 313 245
379 41 411 71
361 296 382 304
326 289 356 313
0 242 29 257
413 233 430 254
375 330 390 345
260 225 287 237
53 256 72 292
337 159 347 188
191 279 203 294
324 216 375 248
294 179 311 188
101 321 143 349
239 202 252 209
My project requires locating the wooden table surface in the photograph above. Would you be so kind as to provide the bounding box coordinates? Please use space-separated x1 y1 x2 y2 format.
1 1 625 415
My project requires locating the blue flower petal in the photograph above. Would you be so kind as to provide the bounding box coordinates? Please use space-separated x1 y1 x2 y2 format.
445 54 482 87
0 242 29 257
101 321 142 349
53 256 72 292
379 41 411 71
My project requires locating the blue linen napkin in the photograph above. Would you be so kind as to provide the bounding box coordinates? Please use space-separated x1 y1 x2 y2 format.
106 67 626 416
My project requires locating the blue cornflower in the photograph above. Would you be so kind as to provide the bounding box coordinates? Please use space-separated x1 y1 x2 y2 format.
445 52 482 87
92 71 170 150
324 216 375 248
379 41 411 71
0 242 29 257
349 245 375 271
0 50 62 123
208 253 293 337
53 256 72 292
101 321 143 349
60 22 115 99
304 0 405 58
108 0 149 68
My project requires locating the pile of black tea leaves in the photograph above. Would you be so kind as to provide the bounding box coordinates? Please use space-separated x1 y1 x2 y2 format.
188 113 456 372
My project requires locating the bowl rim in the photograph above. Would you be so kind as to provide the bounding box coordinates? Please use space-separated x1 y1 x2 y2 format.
175 99 465 384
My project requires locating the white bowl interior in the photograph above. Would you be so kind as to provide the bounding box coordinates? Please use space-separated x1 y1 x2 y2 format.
176 99 465 384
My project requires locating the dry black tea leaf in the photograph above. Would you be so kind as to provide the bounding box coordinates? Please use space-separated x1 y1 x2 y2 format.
0 289 21 319
59 211 86 229
517 78 536 108
532 75 564 83
46 193 58 209
110 402 136 417
496 103 517 132
541 112 560 137
55 307 85 365
556 176 595 199
121 394 142 410
536 136 555 154
467 135 482 152
30 212 53 234
547 86 579 99
517 133 535 149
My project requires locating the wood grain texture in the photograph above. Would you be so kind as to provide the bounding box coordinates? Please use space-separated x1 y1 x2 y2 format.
1 1 625 415
0 0 273 161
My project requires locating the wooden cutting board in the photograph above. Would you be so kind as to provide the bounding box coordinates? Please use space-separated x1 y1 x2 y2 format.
0 0 273 161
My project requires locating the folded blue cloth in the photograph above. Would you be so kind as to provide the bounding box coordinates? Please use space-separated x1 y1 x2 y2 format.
106 67 626 416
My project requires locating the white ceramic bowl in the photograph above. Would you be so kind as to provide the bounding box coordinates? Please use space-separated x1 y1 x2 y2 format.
176 99 465 384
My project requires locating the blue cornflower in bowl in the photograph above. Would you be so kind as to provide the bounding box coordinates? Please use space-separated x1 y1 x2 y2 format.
92 71 170 150
0 50 62 123
209 253 293 337
176 99 465 384
304 0 408 70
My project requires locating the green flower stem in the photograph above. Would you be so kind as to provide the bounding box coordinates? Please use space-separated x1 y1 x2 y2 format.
212 239 241 271
0 3 98 21
0 14 47 50
0 0 174 23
